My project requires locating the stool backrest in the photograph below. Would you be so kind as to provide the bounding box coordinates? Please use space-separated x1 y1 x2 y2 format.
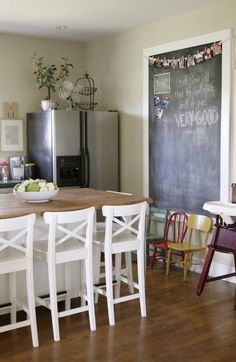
0 213 36 257
44 207 95 252
102 202 147 246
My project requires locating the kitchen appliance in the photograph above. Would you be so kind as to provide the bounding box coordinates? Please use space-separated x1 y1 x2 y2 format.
9 156 25 180
26 110 119 190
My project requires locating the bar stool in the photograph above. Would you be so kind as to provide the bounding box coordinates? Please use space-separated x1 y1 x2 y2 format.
0 214 38 347
94 202 147 325
33 207 96 341
96 191 135 296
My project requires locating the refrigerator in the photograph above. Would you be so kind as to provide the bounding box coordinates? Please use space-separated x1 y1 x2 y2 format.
26 110 119 191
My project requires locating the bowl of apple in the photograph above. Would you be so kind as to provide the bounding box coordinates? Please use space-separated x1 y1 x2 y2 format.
13 179 59 203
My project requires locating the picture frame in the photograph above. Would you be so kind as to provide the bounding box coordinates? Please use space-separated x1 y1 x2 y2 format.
1 119 23 151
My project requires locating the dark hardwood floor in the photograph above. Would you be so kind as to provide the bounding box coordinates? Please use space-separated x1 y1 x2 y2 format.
1 263 236 362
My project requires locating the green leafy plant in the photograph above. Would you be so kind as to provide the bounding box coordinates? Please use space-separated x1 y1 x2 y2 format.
32 53 73 100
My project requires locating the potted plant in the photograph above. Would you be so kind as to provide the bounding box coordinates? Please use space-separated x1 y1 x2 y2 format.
32 53 73 110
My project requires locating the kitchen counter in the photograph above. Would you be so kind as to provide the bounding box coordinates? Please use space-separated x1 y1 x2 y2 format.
0 188 152 219
0 188 152 304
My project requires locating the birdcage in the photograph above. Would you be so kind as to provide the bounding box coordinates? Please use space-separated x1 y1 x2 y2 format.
75 72 97 110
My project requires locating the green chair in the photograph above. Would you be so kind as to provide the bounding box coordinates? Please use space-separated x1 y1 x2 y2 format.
146 207 168 262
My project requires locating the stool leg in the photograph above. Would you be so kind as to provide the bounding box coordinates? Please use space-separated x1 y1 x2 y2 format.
48 261 60 341
137 246 147 317
105 251 115 326
196 248 215 297
9 272 16 324
65 263 71 310
114 253 121 299
125 252 134 294
85 258 96 331
26 266 39 348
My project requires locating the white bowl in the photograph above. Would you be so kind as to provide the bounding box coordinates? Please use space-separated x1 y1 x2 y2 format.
13 189 59 203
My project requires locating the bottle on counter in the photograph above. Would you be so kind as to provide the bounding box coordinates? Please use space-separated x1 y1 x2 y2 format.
0 161 9 181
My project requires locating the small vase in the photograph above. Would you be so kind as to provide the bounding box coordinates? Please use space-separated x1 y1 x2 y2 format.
41 100 57 111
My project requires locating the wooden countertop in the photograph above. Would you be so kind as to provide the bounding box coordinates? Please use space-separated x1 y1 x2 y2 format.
0 188 153 219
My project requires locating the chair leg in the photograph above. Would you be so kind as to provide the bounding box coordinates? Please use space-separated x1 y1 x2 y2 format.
183 253 188 282
196 248 215 297
105 251 115 326
84 258 96 331
137 248 147 318
48 261 60 342
9 272 16 324
151 246 158 269
166 249 172 276
26 267 39 348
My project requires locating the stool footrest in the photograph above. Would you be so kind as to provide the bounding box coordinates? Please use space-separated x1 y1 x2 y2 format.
206 272 236 283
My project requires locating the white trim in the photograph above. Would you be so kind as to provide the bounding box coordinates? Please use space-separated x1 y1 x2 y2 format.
143 29 232 201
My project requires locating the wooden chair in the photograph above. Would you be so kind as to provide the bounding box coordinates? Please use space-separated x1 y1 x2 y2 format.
196 221 236 309
151 211 188 269
0 214 39 347
94 202 147 325
146 207 168 262
166 214 212 282
33 207 96 341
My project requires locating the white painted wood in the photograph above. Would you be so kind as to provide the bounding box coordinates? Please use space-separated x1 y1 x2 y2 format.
0 213 39 348
94 202 147 325
33 207 96 341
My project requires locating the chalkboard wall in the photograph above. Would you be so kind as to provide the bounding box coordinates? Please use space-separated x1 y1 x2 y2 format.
149 43 222 214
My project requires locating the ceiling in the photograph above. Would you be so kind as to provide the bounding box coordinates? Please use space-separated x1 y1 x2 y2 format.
0 0 221 42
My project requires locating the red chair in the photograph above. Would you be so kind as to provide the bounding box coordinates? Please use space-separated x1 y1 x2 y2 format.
151 211 188 269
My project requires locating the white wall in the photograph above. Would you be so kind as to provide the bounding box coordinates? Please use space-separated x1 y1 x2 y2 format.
0 33 86 162
85 0 236 198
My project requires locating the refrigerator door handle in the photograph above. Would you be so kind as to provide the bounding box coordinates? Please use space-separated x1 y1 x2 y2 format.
84 111 90 187
80 111 86 187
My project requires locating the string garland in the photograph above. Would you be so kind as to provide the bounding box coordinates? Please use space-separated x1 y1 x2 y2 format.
148 41 222 70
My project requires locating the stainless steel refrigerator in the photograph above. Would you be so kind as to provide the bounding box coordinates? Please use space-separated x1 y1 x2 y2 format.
26 110 119 191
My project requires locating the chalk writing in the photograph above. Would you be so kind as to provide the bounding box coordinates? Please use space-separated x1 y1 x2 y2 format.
174 71 219 128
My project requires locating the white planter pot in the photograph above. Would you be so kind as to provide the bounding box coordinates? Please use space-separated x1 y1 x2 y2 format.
41 100 57 111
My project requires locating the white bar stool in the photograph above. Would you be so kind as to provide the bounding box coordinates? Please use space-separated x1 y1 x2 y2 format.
0 213 39 348
33 207 96 341
94 202 147 325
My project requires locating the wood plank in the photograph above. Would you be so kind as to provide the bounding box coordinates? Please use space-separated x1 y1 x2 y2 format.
0 188 152 219
0 266 235 360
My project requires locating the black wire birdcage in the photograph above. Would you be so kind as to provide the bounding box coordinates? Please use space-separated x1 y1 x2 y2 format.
75 72 97 110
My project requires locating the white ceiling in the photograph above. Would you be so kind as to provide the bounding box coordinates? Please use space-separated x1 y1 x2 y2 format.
0 0 221 42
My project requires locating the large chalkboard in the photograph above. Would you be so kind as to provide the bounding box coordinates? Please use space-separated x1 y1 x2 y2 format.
149 43 222 214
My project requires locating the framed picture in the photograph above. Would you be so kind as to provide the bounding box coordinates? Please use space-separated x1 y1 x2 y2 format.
1 119 23 151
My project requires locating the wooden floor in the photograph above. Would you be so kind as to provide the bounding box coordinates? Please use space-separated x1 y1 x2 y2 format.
1 263 236 362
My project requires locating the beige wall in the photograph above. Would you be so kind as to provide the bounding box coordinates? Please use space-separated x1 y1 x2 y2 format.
0 33 86 162
85 0 236 197
0 0 235 198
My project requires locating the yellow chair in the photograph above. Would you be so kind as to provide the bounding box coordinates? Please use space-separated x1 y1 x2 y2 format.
166 214 212 282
